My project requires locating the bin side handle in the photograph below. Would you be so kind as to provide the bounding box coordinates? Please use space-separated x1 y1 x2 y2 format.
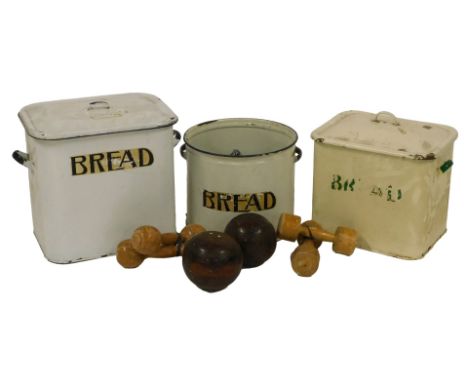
12 150 34 170
173 130 181 147
294 147 302 163
180 144 187 159
440 159 453 173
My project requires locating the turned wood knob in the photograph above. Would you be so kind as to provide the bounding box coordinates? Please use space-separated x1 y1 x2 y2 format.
290 239 320 277
131 225 178 256
116 239 145 268
277 213 302 241
177 224 206 256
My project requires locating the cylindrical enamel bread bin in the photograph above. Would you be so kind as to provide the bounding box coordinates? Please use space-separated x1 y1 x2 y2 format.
311 111 458 259
14 93 179 263
181 118 301 231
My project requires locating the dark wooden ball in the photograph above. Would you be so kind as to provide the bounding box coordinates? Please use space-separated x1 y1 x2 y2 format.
224 213 277 268
182 231 243 293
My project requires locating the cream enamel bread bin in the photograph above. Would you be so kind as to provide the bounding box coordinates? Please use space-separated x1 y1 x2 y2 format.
13 93 180 263
181 118 301 231
311 111 457 259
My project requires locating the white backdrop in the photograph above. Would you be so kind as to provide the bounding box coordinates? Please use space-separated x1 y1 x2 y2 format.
1 1 467 381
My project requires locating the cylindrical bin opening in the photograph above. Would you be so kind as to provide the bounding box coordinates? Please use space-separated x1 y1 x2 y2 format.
183 118 298 157
181 118 301 231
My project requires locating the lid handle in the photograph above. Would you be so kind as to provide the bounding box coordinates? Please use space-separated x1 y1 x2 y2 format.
87 100 110 111
372 111 400 126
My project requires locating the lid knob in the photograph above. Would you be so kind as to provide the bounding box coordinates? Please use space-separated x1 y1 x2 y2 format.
87 100 110 111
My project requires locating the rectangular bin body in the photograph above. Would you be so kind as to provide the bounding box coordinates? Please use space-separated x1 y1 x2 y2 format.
16 93 179 263
311 111 457 259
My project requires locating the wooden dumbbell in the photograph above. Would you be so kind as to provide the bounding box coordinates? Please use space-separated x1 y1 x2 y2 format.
116 240 178 268
290 238 320 277
117 224 206 269
277 213 357 255
132 224 204 257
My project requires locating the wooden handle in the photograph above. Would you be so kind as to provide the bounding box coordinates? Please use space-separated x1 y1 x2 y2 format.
305 227 335 242
117 224 208 269
298 220 323 248
161 232 179 246
145 245 178 258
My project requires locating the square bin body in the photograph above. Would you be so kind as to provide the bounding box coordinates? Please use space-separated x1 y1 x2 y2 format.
311 111 457 259
16 93 179 263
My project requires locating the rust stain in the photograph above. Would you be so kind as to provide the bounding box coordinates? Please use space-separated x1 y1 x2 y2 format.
413 153 436 160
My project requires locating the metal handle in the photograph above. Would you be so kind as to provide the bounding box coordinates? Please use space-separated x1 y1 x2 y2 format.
12 150 33 170
294 147 302 163
372 111 400 126
180 143 187 159
440 159 453 173
173 130 181 147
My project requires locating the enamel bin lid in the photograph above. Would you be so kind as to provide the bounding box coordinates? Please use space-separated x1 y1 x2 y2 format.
18 93 178 140
311 111 458 160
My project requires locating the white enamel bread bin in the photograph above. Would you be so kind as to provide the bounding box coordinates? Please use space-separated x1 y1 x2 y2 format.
181 118 301 231
311 111 457 259
14 93 179 263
